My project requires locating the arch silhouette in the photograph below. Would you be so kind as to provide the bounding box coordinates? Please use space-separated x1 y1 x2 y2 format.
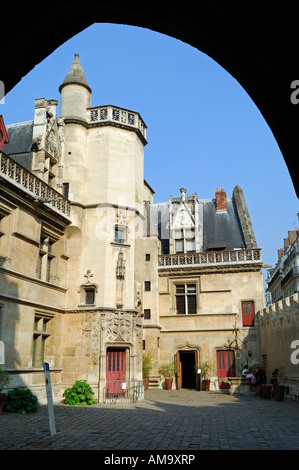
2 3 299 196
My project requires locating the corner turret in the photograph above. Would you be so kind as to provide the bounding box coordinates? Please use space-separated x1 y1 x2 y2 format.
59 53 91 123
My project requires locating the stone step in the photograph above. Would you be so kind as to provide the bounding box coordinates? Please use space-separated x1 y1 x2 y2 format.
148 376 161 388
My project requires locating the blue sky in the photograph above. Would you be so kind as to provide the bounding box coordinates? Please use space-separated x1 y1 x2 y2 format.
2 23 298 286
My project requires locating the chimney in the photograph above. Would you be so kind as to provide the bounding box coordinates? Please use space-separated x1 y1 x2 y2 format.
215 188 226 211
278 248 284 259
288 230 298 245
284 237 290 249
180 188 186 202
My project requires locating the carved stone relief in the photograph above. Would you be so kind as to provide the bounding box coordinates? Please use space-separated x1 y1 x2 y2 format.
101 310 142 348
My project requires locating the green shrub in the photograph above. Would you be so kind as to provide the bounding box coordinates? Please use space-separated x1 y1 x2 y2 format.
63 380 97 406
0 366 11 392
4 388 39 413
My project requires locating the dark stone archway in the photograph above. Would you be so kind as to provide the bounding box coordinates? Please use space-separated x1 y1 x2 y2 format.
2 2 299 196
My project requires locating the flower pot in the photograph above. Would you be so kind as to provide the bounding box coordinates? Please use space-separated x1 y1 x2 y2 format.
273 385 285 402
202 379 210 391
165 378 173 390
261 384 272 399
143 377 149 391
0 393 6 413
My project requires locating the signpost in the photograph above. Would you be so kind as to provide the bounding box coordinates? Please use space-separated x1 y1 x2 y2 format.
43 362 56 438
196 368 201 391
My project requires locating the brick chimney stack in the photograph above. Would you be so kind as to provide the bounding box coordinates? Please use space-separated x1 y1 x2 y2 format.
215 188 226 211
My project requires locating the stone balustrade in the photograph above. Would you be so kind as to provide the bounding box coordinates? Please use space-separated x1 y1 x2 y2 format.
158 248 262 269
88 105 147 142
0 152 70 218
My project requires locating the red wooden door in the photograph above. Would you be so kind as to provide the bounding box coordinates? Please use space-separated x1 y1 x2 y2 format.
242 301 255 326
217 350 236 389
106 349 126 397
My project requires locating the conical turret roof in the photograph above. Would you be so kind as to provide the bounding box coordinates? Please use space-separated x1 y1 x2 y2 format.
59 53 91 93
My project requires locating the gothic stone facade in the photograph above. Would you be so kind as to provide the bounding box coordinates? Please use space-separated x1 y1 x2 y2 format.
0 54 265 402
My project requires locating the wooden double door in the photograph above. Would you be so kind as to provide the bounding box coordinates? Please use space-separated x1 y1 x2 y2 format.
106 348 126 397
217 349 236 389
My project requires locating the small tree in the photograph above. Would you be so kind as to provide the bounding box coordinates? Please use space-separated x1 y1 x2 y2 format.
159 362 175 378
196 361 212 379
142 353 153 378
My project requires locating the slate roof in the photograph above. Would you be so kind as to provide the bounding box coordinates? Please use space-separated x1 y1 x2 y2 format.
149 193 247 254
202 198 245 252
3 121 33 170
59 53 91 94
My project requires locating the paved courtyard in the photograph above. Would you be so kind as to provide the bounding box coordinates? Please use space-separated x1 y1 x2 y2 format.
1 389 299 452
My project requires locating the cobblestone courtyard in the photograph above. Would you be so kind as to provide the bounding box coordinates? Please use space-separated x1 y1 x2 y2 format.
1 389 299 451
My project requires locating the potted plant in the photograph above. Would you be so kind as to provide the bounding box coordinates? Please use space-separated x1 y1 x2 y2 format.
197 361 212 391
270 367 286 401
159 362 175 390
142 353 152 390
0 366 11 413
261 383 272 399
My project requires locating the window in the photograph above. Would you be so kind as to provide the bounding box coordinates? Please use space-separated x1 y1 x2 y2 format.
62 183 69 198
78 271 98 306
144 309 151 319
32 314 52 367
46 254 53 282
85 288 95 305
175 228 195 253
115 225 126 244
176 238 184 253
37 234 55 282
144 281 151 292
176 284 197 314
36 253 43 279
242 301 255 326
145 254 150 261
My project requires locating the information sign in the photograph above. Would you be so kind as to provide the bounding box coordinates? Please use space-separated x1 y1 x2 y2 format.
43 362 56 438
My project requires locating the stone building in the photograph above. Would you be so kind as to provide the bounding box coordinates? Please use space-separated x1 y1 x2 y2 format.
266 229 299 305
0 54 265 402
258 229 299 399
144 186 264 390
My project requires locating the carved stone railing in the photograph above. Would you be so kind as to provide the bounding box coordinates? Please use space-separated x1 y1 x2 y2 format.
0 152 70 218
158 249 262 269
88 105 147 142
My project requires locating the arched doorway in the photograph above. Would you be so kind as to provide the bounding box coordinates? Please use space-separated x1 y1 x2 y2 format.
175 344 200 390
106 347 127 398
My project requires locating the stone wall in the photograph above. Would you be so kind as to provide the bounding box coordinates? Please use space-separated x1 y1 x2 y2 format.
257 293 299 399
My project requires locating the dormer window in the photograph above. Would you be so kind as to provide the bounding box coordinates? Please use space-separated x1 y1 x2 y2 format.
175 228 195 253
